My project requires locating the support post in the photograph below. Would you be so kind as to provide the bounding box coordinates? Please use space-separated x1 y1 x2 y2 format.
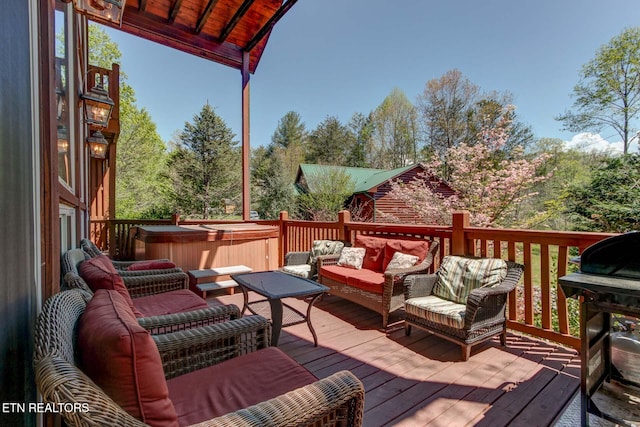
241 51 250 220
279 211 289 266
338 210 351 242
451 211 470 256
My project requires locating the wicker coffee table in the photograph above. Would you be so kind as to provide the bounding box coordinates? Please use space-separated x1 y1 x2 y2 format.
231 271 328 346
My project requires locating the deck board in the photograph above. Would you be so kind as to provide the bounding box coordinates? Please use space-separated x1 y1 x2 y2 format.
209 292 580 426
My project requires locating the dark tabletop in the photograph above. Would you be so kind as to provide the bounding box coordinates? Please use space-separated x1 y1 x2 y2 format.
231 271 329 299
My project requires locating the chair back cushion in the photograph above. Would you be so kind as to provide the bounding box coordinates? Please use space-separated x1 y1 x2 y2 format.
382 240 430 271
78 289 179 426
78 255 142 317
309 240 345 277
354 235 388 271
432 256 508 304
127 260 177 271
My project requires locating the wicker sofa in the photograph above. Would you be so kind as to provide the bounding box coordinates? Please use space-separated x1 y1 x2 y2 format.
34 288 365 426
318 235 439 329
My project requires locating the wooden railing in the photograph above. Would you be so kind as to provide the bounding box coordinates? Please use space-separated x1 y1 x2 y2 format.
91 210 616 348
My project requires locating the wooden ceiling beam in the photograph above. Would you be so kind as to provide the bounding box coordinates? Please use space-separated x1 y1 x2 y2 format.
218 0 255 42
245 0 297 52
195 0 220 34
168 0 183 24
121 4 243 68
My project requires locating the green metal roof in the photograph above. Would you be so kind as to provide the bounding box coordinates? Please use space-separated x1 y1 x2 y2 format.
297 163 420 193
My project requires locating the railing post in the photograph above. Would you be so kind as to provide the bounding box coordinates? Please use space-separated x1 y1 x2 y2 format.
451 211 470 256
107 220 116 257
279 211 289 267
171 213 180 225
338 210 350 242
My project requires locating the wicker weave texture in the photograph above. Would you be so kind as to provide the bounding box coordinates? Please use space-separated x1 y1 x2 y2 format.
318 240 440 328
34 289 365 427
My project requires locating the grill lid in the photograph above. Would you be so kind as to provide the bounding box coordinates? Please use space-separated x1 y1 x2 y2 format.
581 232 640 279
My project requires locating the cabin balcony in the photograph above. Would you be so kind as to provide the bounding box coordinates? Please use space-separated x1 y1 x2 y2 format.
84 211 620 426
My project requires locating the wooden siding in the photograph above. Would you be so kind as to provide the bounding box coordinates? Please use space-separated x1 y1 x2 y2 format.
211 293 580 427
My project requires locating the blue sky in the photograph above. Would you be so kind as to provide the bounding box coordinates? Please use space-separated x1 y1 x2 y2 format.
103 0 640 152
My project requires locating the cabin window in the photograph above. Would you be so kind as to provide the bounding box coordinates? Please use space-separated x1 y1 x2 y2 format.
59 204 76 252
55 4 75 189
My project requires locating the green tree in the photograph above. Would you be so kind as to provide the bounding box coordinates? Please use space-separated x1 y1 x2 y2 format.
417 69 533 178
296 167 356 221
346 112 374 167
270 111 308 181
565 154 640 232
557 27 640 154
520 138 609 230
371 88 419 168
306 116 354 165
251 146 296 219
88 25 172 218
167 104 240 218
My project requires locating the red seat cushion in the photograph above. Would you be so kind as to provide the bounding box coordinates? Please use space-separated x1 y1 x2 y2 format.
320 264 357 283
133 289 209 317
382 239 430 271
127 260 177 271
167 347 317 425
79 255 142 317
345 269 385 294
354 235 388 272
78 290 179 427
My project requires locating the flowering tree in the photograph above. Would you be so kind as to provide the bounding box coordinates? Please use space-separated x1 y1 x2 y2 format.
387 106 550 227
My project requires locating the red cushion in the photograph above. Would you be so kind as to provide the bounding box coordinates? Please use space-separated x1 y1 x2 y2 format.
127 260 177 271
79 255 142 317
382 239 430 271
320 264 357 283
133 289 209 317
345 269 385 294
78 290 179 426
167 347 317 424
354 235 388 271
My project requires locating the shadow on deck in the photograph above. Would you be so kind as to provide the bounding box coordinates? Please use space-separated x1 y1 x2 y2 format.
211 292 580 427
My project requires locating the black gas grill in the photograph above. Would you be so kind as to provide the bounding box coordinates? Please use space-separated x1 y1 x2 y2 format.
560 232 640 427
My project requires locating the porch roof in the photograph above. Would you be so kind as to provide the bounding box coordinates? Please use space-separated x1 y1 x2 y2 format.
100 0 297 73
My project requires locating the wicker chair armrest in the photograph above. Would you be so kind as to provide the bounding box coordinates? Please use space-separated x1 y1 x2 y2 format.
154 315 271 379
317 253 341 268
193 370 364 427
111 259 172 270
403 274 438 299
385 258 432 280
123 271 189 297
284 251 311 266
464 263 524 329
62 272 94 295
118 267 184 276
35 356 146 426
138 304 241 334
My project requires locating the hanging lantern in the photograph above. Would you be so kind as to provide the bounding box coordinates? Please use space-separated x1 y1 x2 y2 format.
73 0 125 26
87 130 109 159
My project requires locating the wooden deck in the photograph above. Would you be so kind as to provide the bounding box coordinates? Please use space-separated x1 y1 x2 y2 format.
211 292 580 427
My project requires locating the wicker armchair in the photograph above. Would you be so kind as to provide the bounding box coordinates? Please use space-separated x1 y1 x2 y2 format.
62 248 188 297
80 238 182 275
318 240 440 328
281 240 350 279
404 259 524 360
34 289 365 427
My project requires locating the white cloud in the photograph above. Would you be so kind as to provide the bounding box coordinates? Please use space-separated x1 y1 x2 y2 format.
563 132 624 154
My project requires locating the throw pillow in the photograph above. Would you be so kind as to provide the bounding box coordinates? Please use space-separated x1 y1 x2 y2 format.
78 289 179 426
354 235 388 271
382 239 430 271
309 240 345 277
432 256 508 305
337 247 366 270
78 255 143 317
128 260 177 271
385 251 419 271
